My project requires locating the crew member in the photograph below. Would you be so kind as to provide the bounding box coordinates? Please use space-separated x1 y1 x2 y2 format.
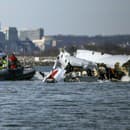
8 53 18 69
65 62 73 73
2 56 8 68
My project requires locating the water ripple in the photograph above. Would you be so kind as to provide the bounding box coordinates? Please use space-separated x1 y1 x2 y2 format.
0 81 129 129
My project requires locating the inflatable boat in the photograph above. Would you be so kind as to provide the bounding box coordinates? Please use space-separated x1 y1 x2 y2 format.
0 67 35 81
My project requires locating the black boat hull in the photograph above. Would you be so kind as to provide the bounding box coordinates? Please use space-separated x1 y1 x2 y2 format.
0 67 35 81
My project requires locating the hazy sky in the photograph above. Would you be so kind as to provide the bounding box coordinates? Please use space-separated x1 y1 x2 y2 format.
0 0 130 35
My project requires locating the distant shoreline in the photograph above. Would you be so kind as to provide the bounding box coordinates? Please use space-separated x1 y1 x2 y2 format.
17 56 56 66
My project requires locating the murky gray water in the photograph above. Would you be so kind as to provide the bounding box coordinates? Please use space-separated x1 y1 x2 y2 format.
0 80 130 130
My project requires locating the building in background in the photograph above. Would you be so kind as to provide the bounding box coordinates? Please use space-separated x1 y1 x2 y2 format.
0 31 5 42
32 37 45 51
19 28 44 41
19 28 45 50
3 27 18 41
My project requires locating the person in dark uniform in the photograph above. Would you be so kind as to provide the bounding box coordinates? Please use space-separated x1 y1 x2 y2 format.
65 62 73 73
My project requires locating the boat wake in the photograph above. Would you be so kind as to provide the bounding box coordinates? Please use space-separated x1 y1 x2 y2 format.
33 71 44 80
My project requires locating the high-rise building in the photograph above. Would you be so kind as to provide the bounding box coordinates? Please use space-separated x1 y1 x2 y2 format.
0 31 5 42
4 27 18 41
19 28 44 41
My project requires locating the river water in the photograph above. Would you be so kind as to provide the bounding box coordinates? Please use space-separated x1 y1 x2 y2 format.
0 67 130 130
